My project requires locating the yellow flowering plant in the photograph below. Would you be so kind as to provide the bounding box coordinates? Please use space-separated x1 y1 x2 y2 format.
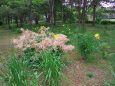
54 34 58 39
94 33 100 40
61 25 71 37
77 32 100 60
41 26 46 29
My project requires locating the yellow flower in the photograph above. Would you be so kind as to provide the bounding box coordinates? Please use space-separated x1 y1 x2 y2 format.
94 33 100 39
41 26 45 29
54 34 58 39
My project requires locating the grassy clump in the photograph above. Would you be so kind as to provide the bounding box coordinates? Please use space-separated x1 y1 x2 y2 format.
0 54 41 86
86 73 94 78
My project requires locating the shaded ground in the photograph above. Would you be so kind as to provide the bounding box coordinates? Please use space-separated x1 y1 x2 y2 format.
63 52 114 86
0 30 18 57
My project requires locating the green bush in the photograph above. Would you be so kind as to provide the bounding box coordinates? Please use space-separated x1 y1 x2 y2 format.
24 48 36 59
95 18 102 24
101 21 115 25
86 73 93 78
103 81 115 86
77 32 99 60
100 42 110 59
32 27 40 32
16 29 22 33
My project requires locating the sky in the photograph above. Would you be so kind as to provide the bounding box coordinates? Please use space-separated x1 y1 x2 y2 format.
64 0 115 8
100 1 115 8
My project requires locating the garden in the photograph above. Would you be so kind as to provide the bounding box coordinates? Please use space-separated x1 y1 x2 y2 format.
0 0 115 86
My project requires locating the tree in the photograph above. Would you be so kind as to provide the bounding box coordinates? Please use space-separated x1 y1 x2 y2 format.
50 0 54 26
77 0 81 27
82 0 87 28
29 0 32 28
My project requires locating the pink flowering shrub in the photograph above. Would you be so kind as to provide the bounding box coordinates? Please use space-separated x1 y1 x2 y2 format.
12 27 74 52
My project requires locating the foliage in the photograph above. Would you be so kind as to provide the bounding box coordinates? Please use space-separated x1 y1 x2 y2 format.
39 48 65 86
103 81 115 86
0 54 32 86
95 18 102 24
15 29 22 33
77 32 100 59
61 25 72 37
100 42 110 59
86 73 93 78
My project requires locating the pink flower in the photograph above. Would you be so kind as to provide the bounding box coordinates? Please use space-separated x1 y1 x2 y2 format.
12 27 75 52
62 45 75 51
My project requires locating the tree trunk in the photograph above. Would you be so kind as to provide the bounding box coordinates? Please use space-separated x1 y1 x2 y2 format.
45 13 48 22
82 0 87 28
50 0 54 26
15 17 18 27
78 0 81 27
48 13 51 23
29 0 32 28
70 0 73 23
62 6 63 23
62 7 67 23
35 17 39 25
93 0 97 25
7 13 10 29
93 5 96 25
63 13 66 23
54 6 56 25
20 17 24 27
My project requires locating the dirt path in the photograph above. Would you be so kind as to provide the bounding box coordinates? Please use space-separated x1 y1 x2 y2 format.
0 30 18 56
63 52 114 86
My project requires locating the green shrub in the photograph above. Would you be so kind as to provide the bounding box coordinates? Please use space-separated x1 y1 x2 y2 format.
16 29 22 33
104 82 111 86
32 27 40 32
101 21 115 25
103 81 115 86
100 42 110 59
86 73 93 78
77 32 99 60
24 48 36 59
95 18 102 24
